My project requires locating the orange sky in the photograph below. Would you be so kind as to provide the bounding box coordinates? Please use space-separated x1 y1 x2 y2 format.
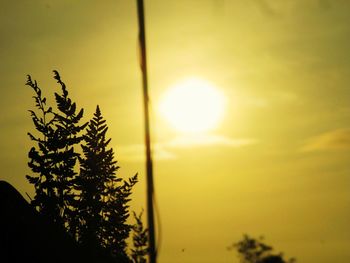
1 1 350 262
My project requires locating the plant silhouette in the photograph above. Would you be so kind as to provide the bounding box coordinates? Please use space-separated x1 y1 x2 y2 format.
75 105 138 261
25 71 145 262
26 71 87 227
228 234 296 263
131 209 148 263
51 70 88 229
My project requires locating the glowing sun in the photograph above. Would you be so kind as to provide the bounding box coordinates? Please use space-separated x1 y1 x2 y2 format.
159 78 226 133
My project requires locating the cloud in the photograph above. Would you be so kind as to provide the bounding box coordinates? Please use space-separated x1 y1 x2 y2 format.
116 144 176 162
165 134 256 148
115 134 256 162
234 91 300 110
301 128 350 152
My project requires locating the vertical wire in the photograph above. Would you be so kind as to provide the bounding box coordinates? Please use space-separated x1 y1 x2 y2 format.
136 1 157 263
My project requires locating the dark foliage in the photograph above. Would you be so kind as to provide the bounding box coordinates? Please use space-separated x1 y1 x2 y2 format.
26 74 60 223
103 174 138 261
26 71 87 229
0 180 117 263
52 70 88 230
25 72 143 262
75 105 138 261
130 210 148 263
229 235 296 263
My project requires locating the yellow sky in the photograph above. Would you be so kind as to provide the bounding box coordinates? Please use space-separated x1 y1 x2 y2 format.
1 1 350 262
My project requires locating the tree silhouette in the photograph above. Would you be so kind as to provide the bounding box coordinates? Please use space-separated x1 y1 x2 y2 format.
229 235 296 263
75 105 137 261
26 72 87 227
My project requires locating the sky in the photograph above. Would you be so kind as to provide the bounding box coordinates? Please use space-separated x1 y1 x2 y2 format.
1 0 350 262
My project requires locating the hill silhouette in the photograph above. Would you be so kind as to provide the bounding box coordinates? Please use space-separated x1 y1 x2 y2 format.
0 180 115 263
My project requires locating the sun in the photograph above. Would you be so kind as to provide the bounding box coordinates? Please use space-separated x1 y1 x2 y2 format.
159 78 226 133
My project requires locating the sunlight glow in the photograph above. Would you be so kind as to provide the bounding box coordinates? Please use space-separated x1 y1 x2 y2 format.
159 78 226 133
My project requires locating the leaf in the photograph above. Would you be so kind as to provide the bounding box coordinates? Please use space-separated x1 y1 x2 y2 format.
69 102 76 116
26 174 39 184
53 70 60 81
26 75 33 86
27 132 38 142
75 108 84 122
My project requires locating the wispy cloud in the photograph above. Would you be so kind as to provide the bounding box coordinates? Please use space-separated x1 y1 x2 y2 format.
234 91 300 110
115 134 256 162
165 134 256 148
301 128 350 152
116 144 176 162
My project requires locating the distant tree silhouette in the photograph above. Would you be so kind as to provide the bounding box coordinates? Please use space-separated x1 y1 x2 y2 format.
26 71 87 229
75 105 138 261
130 210 148 263
229 235 296 263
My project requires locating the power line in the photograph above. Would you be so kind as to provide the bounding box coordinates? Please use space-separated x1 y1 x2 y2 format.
136 1 157 263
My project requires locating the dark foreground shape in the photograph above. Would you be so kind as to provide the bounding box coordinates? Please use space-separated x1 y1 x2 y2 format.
260 255 286 263
0 181 114 263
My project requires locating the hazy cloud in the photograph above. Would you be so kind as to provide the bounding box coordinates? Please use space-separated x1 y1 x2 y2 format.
116 144 176 162
236 91 300 110
165 134 256 148
115 134 256 161
301 128 350 152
